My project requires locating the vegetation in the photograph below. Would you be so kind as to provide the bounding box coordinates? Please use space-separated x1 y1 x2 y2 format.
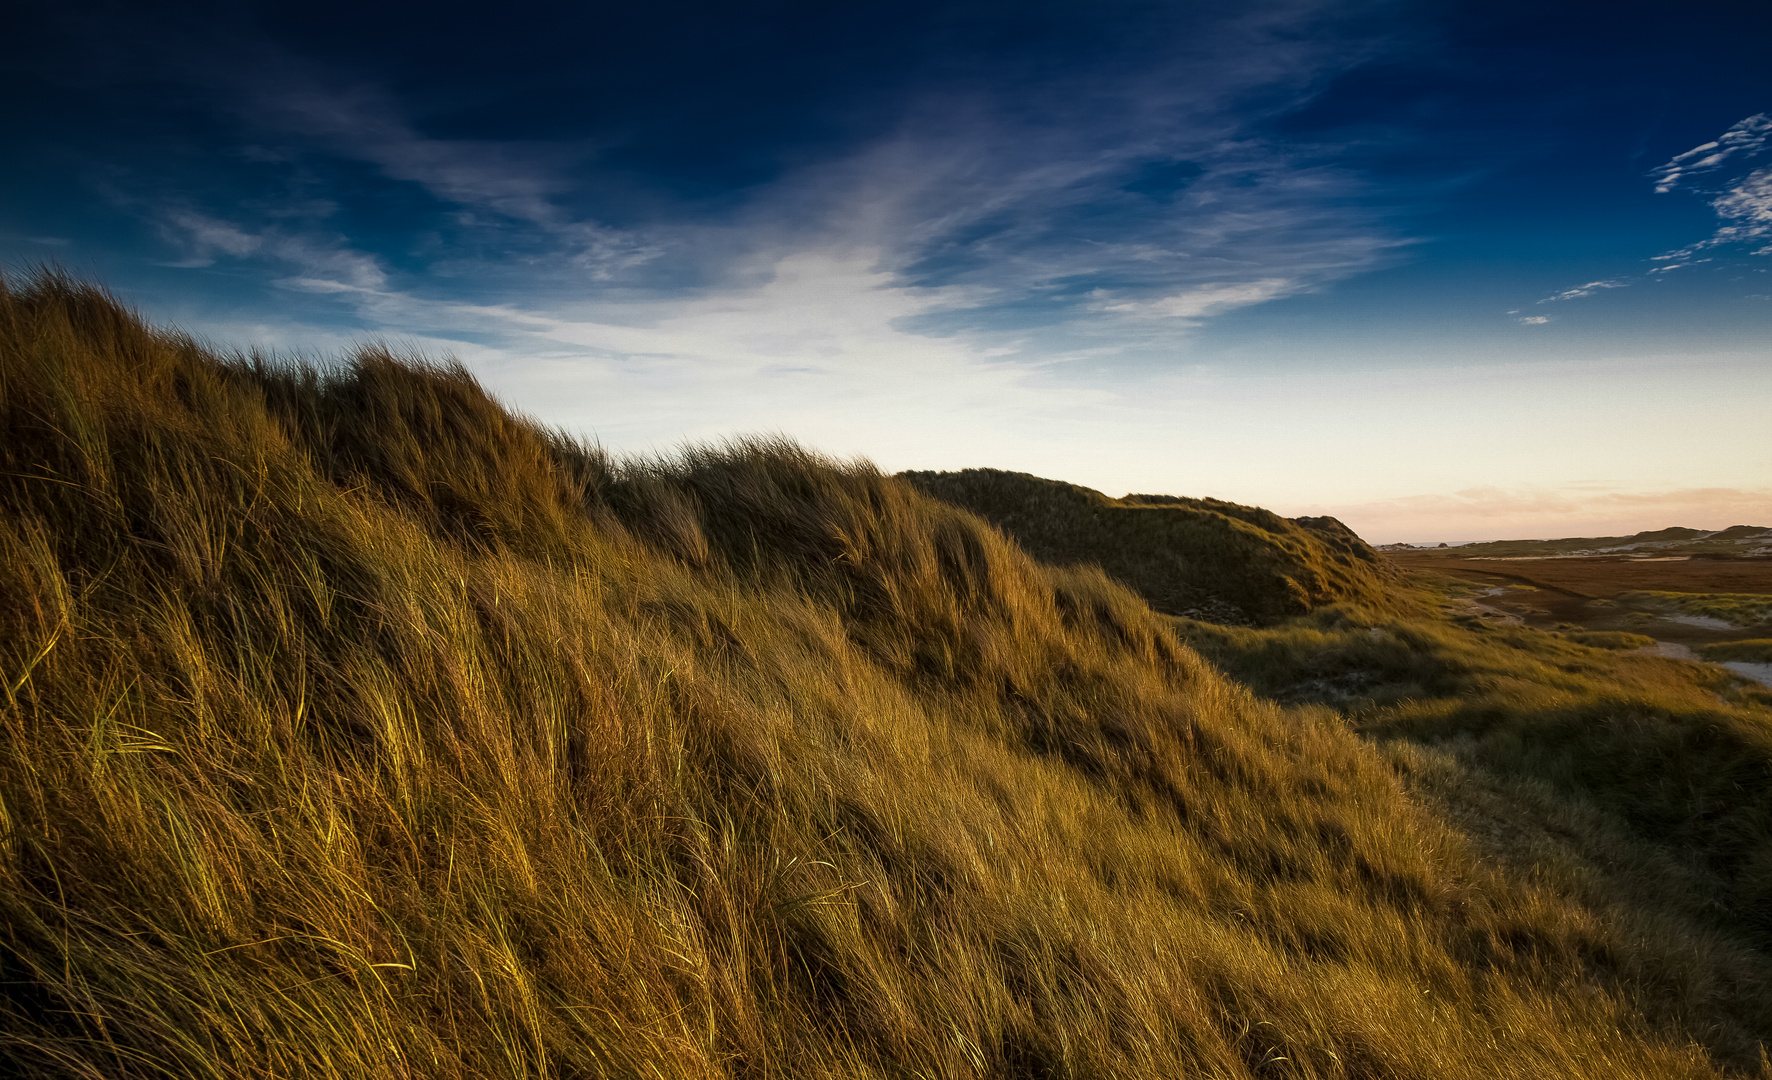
1170 580 1772 1049
1702 640 1772 664
1564 630 1658 650
1428 526 1772 559
898 468 1398 625
1621 590 1772 629
2 272 1772 1078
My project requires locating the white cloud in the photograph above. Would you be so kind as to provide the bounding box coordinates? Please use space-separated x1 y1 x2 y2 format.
177 244 1120 461
1649 113 1771 193
1645 115 1772 271
111 2 1416 375
1537 279 1624 303
215 70 667 282
1649 165 1772 269
155 209 388 290
1712 166 1772 236
162 211 263 261
255 84 571 225
1090 278 1294 323
1516 315 1550 324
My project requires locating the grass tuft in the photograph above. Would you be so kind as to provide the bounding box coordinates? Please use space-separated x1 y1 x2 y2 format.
1701 640 1772 664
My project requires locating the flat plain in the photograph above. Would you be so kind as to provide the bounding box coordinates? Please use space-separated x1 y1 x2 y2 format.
1386 551 1772 646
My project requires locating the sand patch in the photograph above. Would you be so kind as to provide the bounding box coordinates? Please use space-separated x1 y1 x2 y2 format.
1663 613 1740 631
1721 661 1772 689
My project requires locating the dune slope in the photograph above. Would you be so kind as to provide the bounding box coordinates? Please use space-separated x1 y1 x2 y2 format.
0 274 1756 1078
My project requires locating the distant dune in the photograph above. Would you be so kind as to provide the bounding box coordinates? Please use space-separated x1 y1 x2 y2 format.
899 468 1397 625
1384 525 1772 559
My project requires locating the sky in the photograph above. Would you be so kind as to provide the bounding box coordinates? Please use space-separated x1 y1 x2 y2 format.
2 0 1769 542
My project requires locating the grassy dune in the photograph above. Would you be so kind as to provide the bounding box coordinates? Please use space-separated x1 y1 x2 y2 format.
1702 640 1772 664
2 273 1771 1077
899 469 1397 624
1172 580 1772 1049
1620 591 1772 629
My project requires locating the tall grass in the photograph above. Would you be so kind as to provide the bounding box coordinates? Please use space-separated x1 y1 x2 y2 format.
1703 641 1772 664
0 271 1765 1077
1173 582 1772 1064
899 469 1399 625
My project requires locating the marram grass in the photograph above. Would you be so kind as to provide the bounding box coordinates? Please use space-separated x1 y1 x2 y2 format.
1702 640 1772 664
0 272 1769 1078
898 468 1397 625
1621 591 1772 629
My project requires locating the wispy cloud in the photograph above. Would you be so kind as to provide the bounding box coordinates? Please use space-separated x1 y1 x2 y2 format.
1649 113 1771 193
155 209 388 290
194 57 669 284
123 2 1410 374
757 67 1409 347
1710 166 1772 253
1646 114 1772 270
1089 279 1295 324
186 245 1129 461
1537 279 1624 303
1533 114 1772 301
250 82 575 225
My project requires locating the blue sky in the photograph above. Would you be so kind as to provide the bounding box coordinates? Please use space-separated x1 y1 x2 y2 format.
3 0 1769 541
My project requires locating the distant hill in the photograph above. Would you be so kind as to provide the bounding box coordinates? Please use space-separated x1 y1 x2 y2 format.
1401 525 1772 559
899 468 1397 624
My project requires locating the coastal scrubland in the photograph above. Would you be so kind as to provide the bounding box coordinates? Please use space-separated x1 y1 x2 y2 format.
1385 550 1772 650
1620 591 1772 630
3 272 1772 1078
1384 552 1772 608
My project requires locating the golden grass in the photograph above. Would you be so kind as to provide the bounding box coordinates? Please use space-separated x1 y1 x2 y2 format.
1702 640 1772 664
1173 580 1772 1065
0 271 1769 1077
899 468 1400 625
1565 630 1658 650
1620 590 1772 628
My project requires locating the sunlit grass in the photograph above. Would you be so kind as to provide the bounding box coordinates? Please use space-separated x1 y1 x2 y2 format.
1621 590 1772 628
899 468 1401 625
1 271 1769 1077
1564 629 1658 650
1172 581 1772 1066
1702 639 1772 664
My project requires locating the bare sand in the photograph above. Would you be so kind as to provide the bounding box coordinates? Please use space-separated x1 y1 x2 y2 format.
1722 662 1772 689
